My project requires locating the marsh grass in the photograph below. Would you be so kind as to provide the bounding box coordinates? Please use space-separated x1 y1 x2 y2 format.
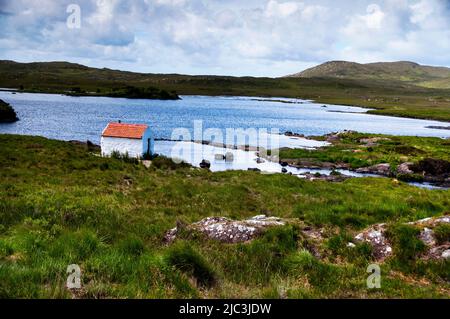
0 134 449 298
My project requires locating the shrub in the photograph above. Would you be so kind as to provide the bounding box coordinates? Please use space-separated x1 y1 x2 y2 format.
152 156 190 170
411 158 450 175
110 151 139 164
165 242 216 287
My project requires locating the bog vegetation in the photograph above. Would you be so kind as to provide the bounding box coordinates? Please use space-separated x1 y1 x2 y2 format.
0 134 448 298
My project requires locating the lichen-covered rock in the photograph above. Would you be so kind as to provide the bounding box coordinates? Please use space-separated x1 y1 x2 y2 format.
408 215 450 227
354 214 449 261
164 215 286 244
419 227 436 246
354 223 392 260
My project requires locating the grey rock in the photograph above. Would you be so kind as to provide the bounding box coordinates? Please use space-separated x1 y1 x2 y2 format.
419 227 436 246
164 215 286 244
356 163 391 176
397 162 414 175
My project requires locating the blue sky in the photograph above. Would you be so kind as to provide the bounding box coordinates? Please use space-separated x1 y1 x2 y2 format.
0 0 449 77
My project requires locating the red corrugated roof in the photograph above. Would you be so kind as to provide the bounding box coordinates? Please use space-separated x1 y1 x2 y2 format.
102 122 149 139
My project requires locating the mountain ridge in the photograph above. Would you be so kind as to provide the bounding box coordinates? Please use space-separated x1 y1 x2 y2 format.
287 60 450 89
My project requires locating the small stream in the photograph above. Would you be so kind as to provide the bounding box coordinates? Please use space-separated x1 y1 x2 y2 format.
154 140 446 190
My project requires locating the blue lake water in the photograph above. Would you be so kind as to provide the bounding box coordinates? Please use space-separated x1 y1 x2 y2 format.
1 91 449 189
1 92 450 145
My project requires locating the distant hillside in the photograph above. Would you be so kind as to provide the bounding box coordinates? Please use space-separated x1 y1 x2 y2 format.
1 59 450 121
288 61 450 89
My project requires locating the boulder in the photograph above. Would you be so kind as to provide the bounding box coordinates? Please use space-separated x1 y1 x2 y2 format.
354 214 450 262
356 163 391 176
397 162 414 175
419 227 435 246
164 215 286 244
354 224 392 261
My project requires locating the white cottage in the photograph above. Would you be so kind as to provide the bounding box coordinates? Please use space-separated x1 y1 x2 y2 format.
101 122 154 158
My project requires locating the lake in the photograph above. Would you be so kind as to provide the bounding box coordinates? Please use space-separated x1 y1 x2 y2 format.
1 92 450 145
0 92 449 189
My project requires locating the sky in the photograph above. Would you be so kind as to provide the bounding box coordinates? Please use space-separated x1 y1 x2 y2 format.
0 0 449 77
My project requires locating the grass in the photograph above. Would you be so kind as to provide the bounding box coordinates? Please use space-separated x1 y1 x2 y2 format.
0 134 449 298
433 224 450 245
1 60 450 121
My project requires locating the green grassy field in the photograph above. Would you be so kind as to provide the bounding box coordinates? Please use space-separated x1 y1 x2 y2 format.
0 134 448 298
1 60 450 121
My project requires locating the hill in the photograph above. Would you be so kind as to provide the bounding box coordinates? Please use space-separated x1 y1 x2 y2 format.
288 61 450 89
1 60 450 121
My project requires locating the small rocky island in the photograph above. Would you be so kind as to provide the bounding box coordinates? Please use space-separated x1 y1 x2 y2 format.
67 85 180 100
0 99 19 123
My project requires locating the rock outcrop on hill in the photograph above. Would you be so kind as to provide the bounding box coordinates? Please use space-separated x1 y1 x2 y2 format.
353 215 450 261
165 214 449 264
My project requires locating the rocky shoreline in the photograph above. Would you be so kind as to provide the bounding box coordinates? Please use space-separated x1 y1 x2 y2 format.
280 131 450 187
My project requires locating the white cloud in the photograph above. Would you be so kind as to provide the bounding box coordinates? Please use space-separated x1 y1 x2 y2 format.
264 0 300 17
365 4 385 29
0 0 449 76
